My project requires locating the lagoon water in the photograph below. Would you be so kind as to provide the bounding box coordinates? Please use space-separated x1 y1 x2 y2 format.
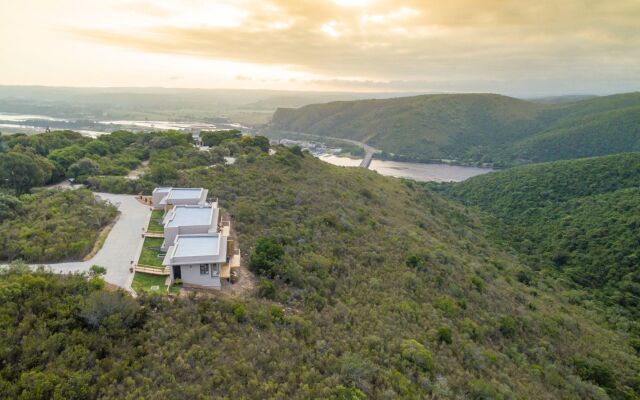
318 154 493 182
0 112 247 138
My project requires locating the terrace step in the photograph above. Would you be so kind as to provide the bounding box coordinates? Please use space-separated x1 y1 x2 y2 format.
144 231 165 238
135 264 170 275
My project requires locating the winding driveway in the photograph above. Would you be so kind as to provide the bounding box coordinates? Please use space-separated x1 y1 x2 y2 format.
36 193 150 289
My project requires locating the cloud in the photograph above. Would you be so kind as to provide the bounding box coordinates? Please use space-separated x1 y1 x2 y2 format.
72 0 640 90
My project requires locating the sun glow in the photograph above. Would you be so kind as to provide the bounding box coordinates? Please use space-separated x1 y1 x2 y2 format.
333 0 375 7
0 0 638 94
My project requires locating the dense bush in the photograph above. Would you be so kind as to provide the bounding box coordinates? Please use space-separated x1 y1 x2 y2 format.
1 144 639 399
176 149 639 398
440 152 640 320
200 129 242 146
0 189 117 262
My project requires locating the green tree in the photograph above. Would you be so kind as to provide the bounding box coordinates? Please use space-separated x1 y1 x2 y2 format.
0 193 22 221
148 163 178 183
249 237 285 277
200 129 242 146
68 157 100 179
0 152 50 194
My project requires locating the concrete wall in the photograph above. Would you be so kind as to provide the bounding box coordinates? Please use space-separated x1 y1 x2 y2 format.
170 198 203 207
174 263 221 289
152 191 169 210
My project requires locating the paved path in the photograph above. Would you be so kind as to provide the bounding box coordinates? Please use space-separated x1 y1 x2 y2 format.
36 193 151 289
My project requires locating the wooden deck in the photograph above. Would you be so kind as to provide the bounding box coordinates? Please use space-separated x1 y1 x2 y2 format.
143 231 164 238
135 264 170 275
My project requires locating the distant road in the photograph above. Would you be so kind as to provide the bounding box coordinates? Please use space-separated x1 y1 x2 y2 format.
267 130 380 169
359 144 376 168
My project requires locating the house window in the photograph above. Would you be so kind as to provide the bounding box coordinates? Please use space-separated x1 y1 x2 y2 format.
211 264 219 277
199 264 209 275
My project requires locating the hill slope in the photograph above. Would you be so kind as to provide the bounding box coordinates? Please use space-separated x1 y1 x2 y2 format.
440 152 640 319
270 92 640 166
4 148 639 399
271 93 553 162
508 107 640 162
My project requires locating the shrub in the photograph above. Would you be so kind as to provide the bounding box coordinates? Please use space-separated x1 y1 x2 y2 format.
334 385 367 400
434 296 459 318
89 265 107 277
249 237 286 278
498 316 517 338
573 358 616 389
232 303 247 322
437 327 453 344
258 279 277 299
288 315 312 340
269 305 284 323
79 291 142 334
471 275 485 292
468 379 504 400
516 270 532 285
400 339 433 372
251 309 271 329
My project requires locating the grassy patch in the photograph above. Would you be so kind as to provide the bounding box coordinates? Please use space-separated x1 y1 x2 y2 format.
132 272 167 293
147 210 165 233
138 237 166 268
169 282 182 294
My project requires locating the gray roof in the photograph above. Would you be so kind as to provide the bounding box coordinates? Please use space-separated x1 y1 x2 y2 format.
167 188 205 200
164 205 217 228
153 187 171 194
162 233 228 266
174 235 219 257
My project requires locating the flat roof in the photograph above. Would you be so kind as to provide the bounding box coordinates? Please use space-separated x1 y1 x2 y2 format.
167 188 204 200
173 234 220 258
165 206 215 228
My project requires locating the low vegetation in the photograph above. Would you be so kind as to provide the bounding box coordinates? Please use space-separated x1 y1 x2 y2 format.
437 152 640 324
132 272 167 293
1 132 639 398
137 237 165 268
0 189 117 262
146 210 165 233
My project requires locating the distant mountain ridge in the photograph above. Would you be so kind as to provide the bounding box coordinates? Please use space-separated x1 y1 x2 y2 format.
270 92 640 166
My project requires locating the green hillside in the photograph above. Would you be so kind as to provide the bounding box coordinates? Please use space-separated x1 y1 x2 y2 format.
271 93 553 162
507 106 640 163
440 152 640 319
270 92 640 166
3 146 640 399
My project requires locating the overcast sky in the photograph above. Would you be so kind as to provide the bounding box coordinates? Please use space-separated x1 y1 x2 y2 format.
1 0 639 96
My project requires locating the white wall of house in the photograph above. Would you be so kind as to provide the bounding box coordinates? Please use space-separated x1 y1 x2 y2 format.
152 189 170 210
172 263 221 289
171 198 204 207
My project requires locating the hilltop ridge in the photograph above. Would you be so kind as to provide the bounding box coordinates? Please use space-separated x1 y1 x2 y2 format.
270 92 640 166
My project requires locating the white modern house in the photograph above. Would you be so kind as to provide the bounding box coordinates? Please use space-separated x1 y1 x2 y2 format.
152 187 208 211
161 204 219 251
138 187 242 291
162 233 229 289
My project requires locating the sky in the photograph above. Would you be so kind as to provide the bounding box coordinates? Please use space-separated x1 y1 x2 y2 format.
1 0 639 96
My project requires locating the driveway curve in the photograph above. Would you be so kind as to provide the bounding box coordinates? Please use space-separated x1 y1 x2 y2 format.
36 193 150 289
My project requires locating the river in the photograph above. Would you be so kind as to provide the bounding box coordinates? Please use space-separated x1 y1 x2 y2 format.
318 155 493 182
